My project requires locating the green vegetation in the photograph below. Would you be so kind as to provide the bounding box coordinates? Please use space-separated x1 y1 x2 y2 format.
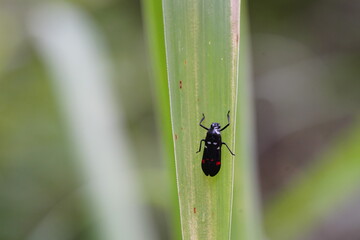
0 0 359 239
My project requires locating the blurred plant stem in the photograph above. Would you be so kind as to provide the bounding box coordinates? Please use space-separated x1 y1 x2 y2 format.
29 3 156 240
141 0 182 239
231 0 264 239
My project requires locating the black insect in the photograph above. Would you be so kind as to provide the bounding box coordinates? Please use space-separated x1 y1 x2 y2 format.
196 111 235 177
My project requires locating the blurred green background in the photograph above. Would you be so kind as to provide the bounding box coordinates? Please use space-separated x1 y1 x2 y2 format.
0 0 359 239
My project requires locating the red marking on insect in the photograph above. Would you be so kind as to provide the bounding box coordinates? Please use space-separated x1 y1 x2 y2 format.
210 159 214 162
179 80 182 89
174 134 178 140
194 208 196 214
202 159 205 164
216 162 221 166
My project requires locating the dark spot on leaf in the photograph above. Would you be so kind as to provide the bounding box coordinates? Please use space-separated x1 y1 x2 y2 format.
179 80 182 89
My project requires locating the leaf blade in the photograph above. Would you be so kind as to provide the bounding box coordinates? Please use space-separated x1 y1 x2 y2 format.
162 0 240 239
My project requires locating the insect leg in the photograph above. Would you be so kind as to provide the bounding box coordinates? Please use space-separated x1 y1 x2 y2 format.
220 110 230 131
199 113 209 130
196 139 206 153
222 142 235 156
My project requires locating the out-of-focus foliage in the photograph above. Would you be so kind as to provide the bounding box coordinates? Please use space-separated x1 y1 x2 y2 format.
0 44 87 240
265 122 360 240
0 0 359 239
250 0 360 239
0 0 165 239
141 0 182 238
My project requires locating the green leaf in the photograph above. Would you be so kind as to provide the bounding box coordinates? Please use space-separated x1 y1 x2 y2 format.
162 0 241 239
